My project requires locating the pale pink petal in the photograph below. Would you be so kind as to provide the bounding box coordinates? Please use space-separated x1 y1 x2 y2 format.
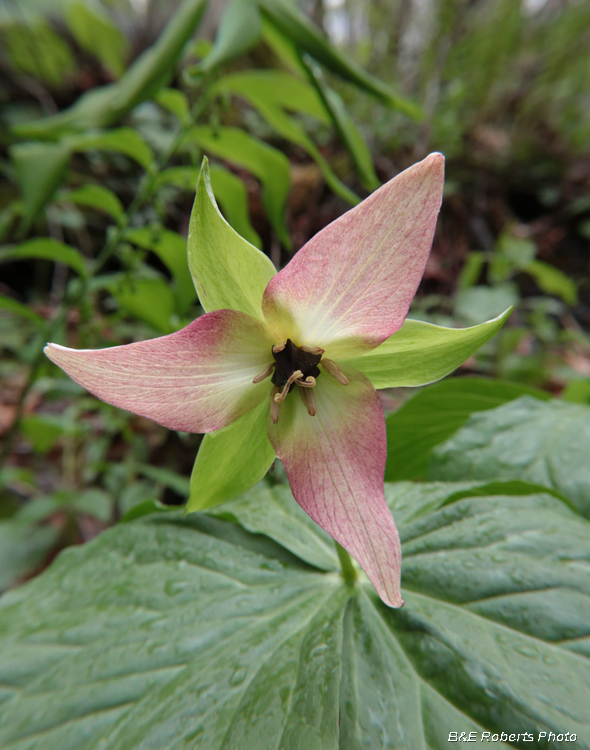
45 310 275 433
267 366 403 607
262 153 444 359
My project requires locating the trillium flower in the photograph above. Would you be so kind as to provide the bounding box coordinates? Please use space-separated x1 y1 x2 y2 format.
45 153 510 608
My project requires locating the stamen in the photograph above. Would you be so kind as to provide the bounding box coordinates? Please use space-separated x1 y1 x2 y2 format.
272 341 287 354
296 376 316 388
270 387 281 423
299 386 317 416
321 358 349 385
274 370 304 404
252 362 275 383
300 344 325 356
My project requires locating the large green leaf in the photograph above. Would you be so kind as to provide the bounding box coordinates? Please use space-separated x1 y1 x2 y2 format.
0 481 588 747
384 377 550 482
206 480 338 572
430 395 590 517
344 310 512 390
12 0 207 140
185 126 291 248
187 158 276 320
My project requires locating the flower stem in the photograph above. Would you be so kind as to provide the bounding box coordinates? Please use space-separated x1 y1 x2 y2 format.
335 542 357 586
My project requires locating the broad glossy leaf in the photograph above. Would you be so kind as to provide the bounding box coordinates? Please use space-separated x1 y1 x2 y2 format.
11 142 71 225
1 483 589 747
198 0 261 72
12 0 207 140
0 513 348 749
259 0 421 118
185 126 291 248
384 377 550 482
343 311 511 390
68 128 153 169
62 184 124 223
187 158 276 319
0 238 87 277
65 0 128 78
188 401 275 512
206 480 338 572
430 395 590 517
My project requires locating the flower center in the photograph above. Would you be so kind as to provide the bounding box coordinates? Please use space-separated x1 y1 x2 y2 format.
252 339 348 423
271 339 322 390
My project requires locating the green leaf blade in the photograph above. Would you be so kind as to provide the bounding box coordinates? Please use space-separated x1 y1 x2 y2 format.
429 396 590 517
185 126 292 248
344 310 512 390
0 482 589 747
188 402 275 513
187 158 276 319
384 377 550 482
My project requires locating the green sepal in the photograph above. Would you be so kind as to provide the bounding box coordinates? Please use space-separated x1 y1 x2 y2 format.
186 401 276 513
187 158 277 321
341 308 512 389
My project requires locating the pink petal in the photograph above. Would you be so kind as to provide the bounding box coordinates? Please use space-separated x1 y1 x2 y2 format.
262 153 444 359
45 310 275 433
267 366 403 608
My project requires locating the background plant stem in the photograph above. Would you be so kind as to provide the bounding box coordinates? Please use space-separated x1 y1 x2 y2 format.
335 541 358 586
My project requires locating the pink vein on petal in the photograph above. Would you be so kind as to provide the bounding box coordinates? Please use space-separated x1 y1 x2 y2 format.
262 153 444 359
267 366 403 608
45 309 274 433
